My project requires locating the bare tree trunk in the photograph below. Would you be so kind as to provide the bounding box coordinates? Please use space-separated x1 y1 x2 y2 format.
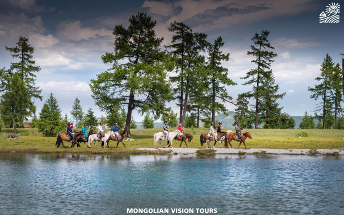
197 107 200 128
124 90 135 133
181 92 188 125
212 77 216 124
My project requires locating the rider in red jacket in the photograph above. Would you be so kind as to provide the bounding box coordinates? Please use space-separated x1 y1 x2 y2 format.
177 123 184 139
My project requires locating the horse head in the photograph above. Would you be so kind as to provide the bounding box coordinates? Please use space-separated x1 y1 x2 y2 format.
245 132 252 139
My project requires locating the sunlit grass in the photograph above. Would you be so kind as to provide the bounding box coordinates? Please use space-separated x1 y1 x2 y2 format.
0 128 343 153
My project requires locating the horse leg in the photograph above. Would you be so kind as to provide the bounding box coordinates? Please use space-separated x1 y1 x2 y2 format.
213 140 217 148
122 141 126 148
185 140 188 148
179 140 182 148
228 140 232 148
243 141 247 149
160 139 164 148
116 141 119 148
238 141 241 149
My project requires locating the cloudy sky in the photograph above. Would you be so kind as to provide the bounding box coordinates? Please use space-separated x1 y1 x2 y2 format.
0 0 343 122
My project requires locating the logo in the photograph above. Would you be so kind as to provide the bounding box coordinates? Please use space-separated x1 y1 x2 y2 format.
319 2 340 23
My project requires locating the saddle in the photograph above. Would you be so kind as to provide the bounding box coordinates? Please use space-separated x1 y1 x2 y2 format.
97 133 105 137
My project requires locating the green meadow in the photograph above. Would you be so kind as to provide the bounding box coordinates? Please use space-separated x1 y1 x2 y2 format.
0 128 343 154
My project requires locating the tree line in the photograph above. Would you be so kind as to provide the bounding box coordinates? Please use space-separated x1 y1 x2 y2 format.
0 12 343 136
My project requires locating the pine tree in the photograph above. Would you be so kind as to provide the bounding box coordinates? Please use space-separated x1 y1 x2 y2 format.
309 54 335 129
330 63 343 127
0 72 35 131
242 30 278 129
107 107 126 130
184 113 197 128
207 36 236 123
299 112 315 129
37 93 64 136
70 97 83 128
233 93 255 129
91 13 173 133
143 114 154 129
84 108 97 129
5 36 42 125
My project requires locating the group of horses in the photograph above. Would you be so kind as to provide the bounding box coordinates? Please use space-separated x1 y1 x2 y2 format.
154 130 252 149
55 129 130 148
55 128 252 149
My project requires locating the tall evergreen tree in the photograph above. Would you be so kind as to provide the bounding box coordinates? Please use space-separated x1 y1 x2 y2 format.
330 63 343 127
37 93 64 136
5 36 42 125
299 111 315 129
70 97 83 128
309 54 335 129
233 93 255 129
143 114 154 129
90 13 172 133
242 30 278 129
0 72 35 131
207 36 236 123
161 108 178 127
84 108 97 129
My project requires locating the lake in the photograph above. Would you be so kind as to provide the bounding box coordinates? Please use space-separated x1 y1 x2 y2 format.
0 153 343 214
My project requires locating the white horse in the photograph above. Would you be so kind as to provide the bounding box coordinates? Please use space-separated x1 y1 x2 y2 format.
87 133 111 148
153 130 183 149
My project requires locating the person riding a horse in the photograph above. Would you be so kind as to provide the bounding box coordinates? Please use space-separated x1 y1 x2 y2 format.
217 122 224 133
235 122 243 142
177 123 184 139
210 122 216 141
163 118 170 140
98 122 104 139
82 123 88 140
113 122 119 140
67 122 74 141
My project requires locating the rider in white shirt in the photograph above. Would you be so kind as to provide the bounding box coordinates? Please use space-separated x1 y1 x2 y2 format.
210 122 216 141
98 122 104 139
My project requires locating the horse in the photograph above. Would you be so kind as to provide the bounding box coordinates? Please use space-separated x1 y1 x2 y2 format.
72 130 95 148
223 132 237 148
56 131 85 148
87 132 108 148
200 133 215 149
174 133 193 148
213 132 229 148
153 130 183 148
103 131 131 148
238 132 253 149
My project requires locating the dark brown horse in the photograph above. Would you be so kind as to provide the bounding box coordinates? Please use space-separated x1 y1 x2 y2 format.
56 131 85 148
213 132 229 148
238 132 252 149
72 130 95 148
200 132 227 148
174 133 193 148
104 131 131 148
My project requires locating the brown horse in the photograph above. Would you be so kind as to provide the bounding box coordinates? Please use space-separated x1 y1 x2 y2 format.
223 132 237 148
72 130 95 148
200 132 226 148
213 132 229 148
56 131 85 148
174 133 193 148
238 132 252 149
104 131 131 148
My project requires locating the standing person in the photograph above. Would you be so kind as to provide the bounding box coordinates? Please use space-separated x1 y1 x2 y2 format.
82 124 88 141
67 122 74 141
210 122 216 141
177 123 184 139
163 118 170 140
235 122 243 142
98 122 104 140
113 122 119 140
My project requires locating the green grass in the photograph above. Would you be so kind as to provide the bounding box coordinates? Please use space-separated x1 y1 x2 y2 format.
0 128 343 154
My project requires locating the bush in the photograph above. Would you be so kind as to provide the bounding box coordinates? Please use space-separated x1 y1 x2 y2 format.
296 131 308 137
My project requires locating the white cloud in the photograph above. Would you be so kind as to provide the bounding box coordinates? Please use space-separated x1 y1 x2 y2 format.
273 63 321 83
57 20 112 41
142 1 175 17
273 38 325 49
1 0 55 13
281 52 290 59
38 81 92 98
29 33 59 48
288 89 294 93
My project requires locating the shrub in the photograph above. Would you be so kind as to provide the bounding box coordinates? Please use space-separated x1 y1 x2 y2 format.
296 131 308 137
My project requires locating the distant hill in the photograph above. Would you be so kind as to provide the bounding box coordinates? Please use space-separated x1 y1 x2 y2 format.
136 111 305 129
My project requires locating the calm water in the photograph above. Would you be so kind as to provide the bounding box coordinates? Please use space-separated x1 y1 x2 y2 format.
0 153 344 215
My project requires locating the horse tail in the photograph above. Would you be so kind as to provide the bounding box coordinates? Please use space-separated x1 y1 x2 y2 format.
200 134 203 147
56 134 62 148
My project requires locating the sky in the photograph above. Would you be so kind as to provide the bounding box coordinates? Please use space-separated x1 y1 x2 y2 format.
0 0 343 122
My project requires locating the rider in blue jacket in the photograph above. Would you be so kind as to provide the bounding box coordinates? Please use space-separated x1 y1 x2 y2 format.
67 122 74 141
113 123 119 140
82 124 88 140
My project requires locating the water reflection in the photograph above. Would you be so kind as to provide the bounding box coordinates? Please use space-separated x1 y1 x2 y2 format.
0 154 343 214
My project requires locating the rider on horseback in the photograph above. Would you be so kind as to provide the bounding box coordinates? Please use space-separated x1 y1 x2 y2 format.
67 122 74 141
82 123 88 141
235 122 243 142
177 123 184 139
210 122 215 141
217 122 223 133
163 118 170 140
98 122 104 140
113 122 119 140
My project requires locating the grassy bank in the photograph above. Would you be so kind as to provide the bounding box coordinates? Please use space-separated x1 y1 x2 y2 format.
0 128 343 154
